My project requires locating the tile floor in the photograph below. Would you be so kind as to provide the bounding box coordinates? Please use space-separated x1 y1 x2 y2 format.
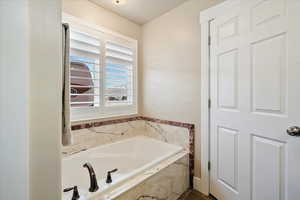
182 190 216 200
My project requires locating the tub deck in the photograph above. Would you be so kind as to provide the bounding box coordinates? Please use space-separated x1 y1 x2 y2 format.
62 136 186 200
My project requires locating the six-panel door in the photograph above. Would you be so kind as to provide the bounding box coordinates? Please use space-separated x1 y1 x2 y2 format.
210 0 300 199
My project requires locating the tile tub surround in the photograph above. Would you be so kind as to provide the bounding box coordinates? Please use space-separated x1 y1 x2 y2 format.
105 153 190 200
63 119 146 155
64 116 195 187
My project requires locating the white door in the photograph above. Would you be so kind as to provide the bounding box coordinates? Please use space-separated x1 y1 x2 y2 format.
209 0 300 200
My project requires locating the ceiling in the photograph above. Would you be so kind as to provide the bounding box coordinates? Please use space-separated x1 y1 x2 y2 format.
89 0 189 25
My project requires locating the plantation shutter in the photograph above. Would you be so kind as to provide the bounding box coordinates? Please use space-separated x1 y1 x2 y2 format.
65 19 138 121
69 29 101 108
104 41 134 105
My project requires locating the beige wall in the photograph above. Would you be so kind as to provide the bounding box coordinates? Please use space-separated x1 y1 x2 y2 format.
63 0 141 40
63 0 224 179
141 0 224 178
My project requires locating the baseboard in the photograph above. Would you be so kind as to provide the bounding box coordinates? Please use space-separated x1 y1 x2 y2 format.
193 176 210 196
193 176 201 192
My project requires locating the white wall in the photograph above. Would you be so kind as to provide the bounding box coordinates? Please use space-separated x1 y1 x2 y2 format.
0 1 62 200
29 0 62 199
0 1 30 199
141 0 224 178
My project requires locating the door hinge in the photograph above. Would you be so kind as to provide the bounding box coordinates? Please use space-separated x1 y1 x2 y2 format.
208 161 211 171
208 35 211 46
208 99 212 109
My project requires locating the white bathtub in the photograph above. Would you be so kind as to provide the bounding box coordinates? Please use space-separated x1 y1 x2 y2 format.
62 136 183 200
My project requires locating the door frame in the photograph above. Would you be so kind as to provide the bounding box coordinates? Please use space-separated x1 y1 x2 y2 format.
198 0 241 195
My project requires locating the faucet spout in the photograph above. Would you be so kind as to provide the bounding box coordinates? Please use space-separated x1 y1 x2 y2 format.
83 162 99 192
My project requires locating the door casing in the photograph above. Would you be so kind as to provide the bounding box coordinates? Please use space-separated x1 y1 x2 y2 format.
199 0 243 195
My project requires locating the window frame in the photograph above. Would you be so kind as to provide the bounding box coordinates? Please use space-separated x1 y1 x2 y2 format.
63 14 138 122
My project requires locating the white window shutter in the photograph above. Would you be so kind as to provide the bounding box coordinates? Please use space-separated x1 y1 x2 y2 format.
69 30 101 108
104 41 134 106
66 21 138 121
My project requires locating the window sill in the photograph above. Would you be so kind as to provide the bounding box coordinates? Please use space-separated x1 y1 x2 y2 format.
71 112 139 125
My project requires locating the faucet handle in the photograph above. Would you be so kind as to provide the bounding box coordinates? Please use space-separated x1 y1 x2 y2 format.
106 168 118 184
109 168 118 173
63 186 80 200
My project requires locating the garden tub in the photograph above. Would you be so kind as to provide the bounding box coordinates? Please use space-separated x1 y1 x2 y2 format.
62 136 183 200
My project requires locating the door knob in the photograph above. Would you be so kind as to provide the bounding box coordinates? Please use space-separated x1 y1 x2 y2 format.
287 126 300 136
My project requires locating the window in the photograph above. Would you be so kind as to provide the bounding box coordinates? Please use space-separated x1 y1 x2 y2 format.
70 30 100 108
105 41 134 105
67 20 137 121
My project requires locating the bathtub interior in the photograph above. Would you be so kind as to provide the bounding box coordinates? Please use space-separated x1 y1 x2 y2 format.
62 136 183 199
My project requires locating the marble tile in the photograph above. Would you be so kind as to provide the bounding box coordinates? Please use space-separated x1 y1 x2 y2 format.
64 116 195 190
65 118 191 157
111 154 189 200
143 121 190 152
63 121 145 156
